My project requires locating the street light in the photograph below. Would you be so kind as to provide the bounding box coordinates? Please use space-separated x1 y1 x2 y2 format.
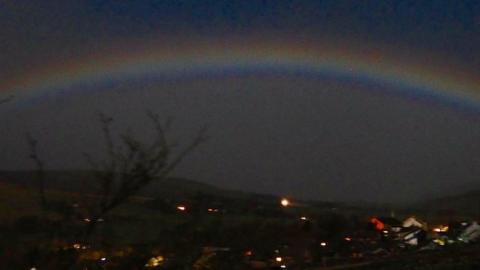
280 198 290 207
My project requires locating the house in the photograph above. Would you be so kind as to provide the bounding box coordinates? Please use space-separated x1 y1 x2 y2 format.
397 227 427 246
402 216 427 229
370 217 403 232
459 221 480 243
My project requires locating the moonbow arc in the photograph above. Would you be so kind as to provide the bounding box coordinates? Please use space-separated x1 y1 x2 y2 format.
2 44 479 110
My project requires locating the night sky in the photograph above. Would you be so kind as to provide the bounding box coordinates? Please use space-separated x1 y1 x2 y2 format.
1 1 480 203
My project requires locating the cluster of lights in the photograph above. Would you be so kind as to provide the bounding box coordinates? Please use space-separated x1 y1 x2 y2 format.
145 255 165 267
176 205 221 213
433 225 449 233
83 217 104 223
72 243 88 250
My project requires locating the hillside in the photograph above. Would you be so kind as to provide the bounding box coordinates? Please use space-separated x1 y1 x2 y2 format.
409 189 480 220
3 170 479 221
0 170 269 202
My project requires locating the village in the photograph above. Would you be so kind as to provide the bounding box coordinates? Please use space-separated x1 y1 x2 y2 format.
149 197 480 269
2 174 479 270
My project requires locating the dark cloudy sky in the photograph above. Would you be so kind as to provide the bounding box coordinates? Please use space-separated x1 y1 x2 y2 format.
1 1 480 203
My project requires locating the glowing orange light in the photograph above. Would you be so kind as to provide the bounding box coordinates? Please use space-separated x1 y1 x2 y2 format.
177 205 186 211
245 250 253 256
275 256 283 262
370 217 385 230
280 198 290 207
433 225 449 233
344 237 352 241
320 242 327 247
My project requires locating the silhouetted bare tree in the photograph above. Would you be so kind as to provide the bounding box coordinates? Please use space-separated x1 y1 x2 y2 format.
26 111 207 246
81 111 207 239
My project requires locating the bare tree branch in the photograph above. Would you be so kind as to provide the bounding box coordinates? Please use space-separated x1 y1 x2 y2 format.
83 112 207 239
26 133 47 210
0 95 13 105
